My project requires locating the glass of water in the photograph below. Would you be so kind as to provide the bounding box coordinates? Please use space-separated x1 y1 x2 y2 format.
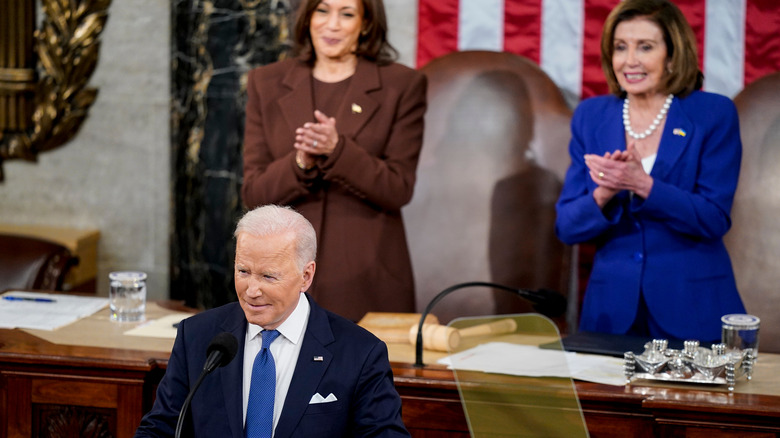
109 271 147 322
721 313 760 358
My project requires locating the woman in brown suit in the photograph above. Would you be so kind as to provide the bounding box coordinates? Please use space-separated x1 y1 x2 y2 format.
241 0 427 321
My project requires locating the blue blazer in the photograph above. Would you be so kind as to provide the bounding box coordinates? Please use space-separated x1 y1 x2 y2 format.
134 294 409 437
555 91 746 341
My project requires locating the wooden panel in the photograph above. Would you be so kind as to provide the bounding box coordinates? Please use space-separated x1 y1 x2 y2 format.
32 379 118 408
401 395 469 435
579 387 655 438
407 429 469 438
582 411 655 438
649 405 780 436
655 424 777 438
0 372 6 438
32 404 114 438
5 375 32 438
3 374 149 438
117 384 145 438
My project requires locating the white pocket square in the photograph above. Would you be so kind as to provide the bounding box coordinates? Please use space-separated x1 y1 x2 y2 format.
309 392 338 404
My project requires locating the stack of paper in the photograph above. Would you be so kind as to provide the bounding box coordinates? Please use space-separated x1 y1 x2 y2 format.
0 290 108 331
439 342 627 386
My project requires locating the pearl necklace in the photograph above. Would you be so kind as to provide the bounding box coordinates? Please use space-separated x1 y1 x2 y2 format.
623 94 674 139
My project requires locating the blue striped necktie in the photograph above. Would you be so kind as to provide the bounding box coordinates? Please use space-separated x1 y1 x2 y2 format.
246 329 281 438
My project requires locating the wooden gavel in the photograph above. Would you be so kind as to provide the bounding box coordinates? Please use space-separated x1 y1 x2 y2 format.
408 318 518 352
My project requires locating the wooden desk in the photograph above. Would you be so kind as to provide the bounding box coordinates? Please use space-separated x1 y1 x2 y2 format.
0 302 189 438
388 344 780 438
391 363 780 437
2 311 780 437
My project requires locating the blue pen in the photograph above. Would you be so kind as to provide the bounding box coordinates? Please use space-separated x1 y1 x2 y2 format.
2 296 56 303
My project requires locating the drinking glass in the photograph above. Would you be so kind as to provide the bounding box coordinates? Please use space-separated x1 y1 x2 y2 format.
109 271 147 322
721 314 760 358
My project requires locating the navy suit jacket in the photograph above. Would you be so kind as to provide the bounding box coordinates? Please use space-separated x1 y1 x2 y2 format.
134 294 409 437
556 91 746 341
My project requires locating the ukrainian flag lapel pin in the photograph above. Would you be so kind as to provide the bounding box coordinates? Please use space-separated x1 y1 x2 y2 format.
673 128 686 137
351 103 362 114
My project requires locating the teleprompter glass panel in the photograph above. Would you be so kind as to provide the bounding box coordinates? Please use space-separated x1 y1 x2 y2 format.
447 314 589 438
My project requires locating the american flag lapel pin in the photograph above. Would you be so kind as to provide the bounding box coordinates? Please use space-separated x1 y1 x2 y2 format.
313 355 324 362
673 128 686 137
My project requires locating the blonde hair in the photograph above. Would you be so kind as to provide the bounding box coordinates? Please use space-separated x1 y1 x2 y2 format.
600 0 703 97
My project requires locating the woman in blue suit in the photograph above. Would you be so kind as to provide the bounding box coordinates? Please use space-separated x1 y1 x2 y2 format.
555 0 746 343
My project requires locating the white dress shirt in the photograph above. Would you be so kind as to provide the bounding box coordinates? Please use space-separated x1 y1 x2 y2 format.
242 293 310 435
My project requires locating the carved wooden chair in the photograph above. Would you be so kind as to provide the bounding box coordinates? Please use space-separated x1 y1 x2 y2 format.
0 233 78 291
403 51 574 330
725 71 780 353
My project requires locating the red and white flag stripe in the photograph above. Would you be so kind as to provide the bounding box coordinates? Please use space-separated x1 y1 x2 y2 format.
417 0 780 101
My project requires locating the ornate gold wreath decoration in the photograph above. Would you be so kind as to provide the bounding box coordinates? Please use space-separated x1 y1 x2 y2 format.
0 0 111 181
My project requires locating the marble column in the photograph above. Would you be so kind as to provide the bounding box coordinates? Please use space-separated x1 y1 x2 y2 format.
171 0 293 308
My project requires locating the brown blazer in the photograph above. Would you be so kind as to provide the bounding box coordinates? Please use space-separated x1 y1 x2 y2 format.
242 57 427 321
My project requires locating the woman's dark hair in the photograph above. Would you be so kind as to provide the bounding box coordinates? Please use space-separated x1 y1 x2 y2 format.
600 0 703 97
292 0 398 65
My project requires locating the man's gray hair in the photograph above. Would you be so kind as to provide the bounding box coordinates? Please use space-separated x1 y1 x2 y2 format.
234 205 317 271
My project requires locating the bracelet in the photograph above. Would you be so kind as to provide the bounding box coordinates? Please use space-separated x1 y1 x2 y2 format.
295 153 314 171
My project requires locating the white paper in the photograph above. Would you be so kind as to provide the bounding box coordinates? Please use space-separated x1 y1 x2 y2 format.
438 342 627 386
0 290 108 330
123 313 190 339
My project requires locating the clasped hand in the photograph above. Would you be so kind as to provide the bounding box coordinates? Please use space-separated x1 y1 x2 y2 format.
584 142 653 206
294 110 339 168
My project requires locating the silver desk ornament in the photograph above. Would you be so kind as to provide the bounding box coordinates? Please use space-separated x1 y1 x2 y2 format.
624 339 754 392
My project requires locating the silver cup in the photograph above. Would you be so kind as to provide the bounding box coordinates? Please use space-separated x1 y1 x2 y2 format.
721 314 760 357
109 271 147 322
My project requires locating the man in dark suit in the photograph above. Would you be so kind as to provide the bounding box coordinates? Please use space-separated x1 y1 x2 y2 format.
134 205 409 437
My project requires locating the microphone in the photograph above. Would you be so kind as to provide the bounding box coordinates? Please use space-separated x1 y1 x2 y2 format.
175 332 239 438
203 331 240 373
413 281 567 367
519 288 568 317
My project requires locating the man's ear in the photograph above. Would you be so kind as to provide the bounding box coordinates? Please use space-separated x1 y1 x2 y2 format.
301 261 316 292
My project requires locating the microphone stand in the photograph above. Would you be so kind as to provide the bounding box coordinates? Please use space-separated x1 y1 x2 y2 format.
175 370 210 438
413 281 566 367
174 332 237 438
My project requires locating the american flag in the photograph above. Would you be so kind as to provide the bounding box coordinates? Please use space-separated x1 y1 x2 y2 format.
417 0 780 101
